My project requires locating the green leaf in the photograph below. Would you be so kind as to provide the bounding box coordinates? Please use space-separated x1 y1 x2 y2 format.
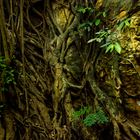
88 21 94 26
77 7 93 14
0 64 6 68
105 44 114 53
95 19 101 26
114 42 121 54
83 114 96 126
88 38 103 43
87 38 96 43
100 42 110 48
85 7 93 13
96 38 103 42
103 12 106 17
79 23 87 29
117 21 124 30
77 7 86 14
125 20 130 26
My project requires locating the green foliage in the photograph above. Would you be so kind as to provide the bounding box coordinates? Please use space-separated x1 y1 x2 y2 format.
101 41 121 54
78 19 101 31
78 7 106 32
79 21 94 31
4 69 16 85
88 29 122 54
0 56 16 92
102 12 106 17
117 18 131 31
95 19 101 26
77 7 94 14
77 6 122 54
72 106 109 127
72 106 91 120
88 29 110 43
0 57 6 69
83 108 109 127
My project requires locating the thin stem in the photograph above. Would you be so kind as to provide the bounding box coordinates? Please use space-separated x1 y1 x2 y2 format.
20 0 29 117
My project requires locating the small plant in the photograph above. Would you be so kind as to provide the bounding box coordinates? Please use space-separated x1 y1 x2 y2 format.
72 106 109 127
117 18 131 31
78 19 101 31
95 19 101 26
77 7 94 14
78 6 122 54
83 108 109 127
72 106 91 120
101 41 121 54
0 56 16 92
88 28 110 43
78 7 106 32
79 21 94 31
88 29 122 54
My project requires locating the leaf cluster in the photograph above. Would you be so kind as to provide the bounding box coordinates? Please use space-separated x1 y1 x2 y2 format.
88 29 122 54
101 41 121 54
78 7 106 32
83 108 109 127
88 29 110 43
72 106 109 127
0 56 16 92
72 106 91 120
77 6 123 54
77 7 94 14
117 18 131 31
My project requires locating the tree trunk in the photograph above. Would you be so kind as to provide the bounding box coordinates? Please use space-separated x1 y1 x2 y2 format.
0 0 140 140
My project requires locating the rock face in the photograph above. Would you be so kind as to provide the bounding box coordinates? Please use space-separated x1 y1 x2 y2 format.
119 11 140 117
95 0 140 127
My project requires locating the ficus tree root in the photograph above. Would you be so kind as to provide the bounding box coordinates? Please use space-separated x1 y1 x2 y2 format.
0 0 140 140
